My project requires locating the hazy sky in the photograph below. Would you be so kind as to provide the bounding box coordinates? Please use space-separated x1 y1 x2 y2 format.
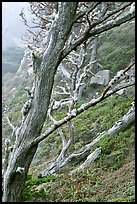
2 2 30 48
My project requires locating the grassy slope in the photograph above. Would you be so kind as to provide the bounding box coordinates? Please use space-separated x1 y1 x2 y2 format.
98 22 135 73
2 21 135 202
22 93 135 202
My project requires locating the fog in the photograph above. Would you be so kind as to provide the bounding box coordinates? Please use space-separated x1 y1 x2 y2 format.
2 2 30 49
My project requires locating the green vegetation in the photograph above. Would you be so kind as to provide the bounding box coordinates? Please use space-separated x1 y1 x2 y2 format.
30 92 134 166
22 93 135 202
3 85 26 126
22 175 55 201
98 23 135 73
96 122 135 171
2 20 135 202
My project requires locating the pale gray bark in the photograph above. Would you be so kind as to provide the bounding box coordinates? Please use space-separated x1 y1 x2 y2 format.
37 36 99 177
2 2 135 202
36 62 135 177
38 36 99 177
38 101 134 177
2 3 78 202
16 49 31 75
32 61 135 146
70 147 101 174
62 4 134 59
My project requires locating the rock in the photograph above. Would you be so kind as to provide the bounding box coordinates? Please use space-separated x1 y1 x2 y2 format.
90 70 110 85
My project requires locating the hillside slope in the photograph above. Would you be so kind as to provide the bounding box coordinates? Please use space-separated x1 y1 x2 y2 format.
22 93 135 202
2 19 135 202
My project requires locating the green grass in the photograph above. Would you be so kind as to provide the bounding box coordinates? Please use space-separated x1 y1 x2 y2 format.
23 93 135 202
30 93 134 167
3 20 135 202
22 175 55 201
98 23 135 73
96 122 135 171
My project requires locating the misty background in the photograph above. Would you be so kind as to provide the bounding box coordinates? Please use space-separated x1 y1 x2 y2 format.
2 2 30 49
2 2 32 76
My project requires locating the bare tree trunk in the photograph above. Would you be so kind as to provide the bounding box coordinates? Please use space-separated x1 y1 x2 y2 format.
2 3 78 202
38 102 135 177
77 36 99 99
2 2 135 201
70 147 101 174
39 36 99 178
70 102 135 174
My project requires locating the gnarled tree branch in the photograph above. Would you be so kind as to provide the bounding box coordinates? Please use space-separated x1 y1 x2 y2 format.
31 61 135 146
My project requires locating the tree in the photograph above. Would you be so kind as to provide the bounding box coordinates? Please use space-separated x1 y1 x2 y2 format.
2 2 135 202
